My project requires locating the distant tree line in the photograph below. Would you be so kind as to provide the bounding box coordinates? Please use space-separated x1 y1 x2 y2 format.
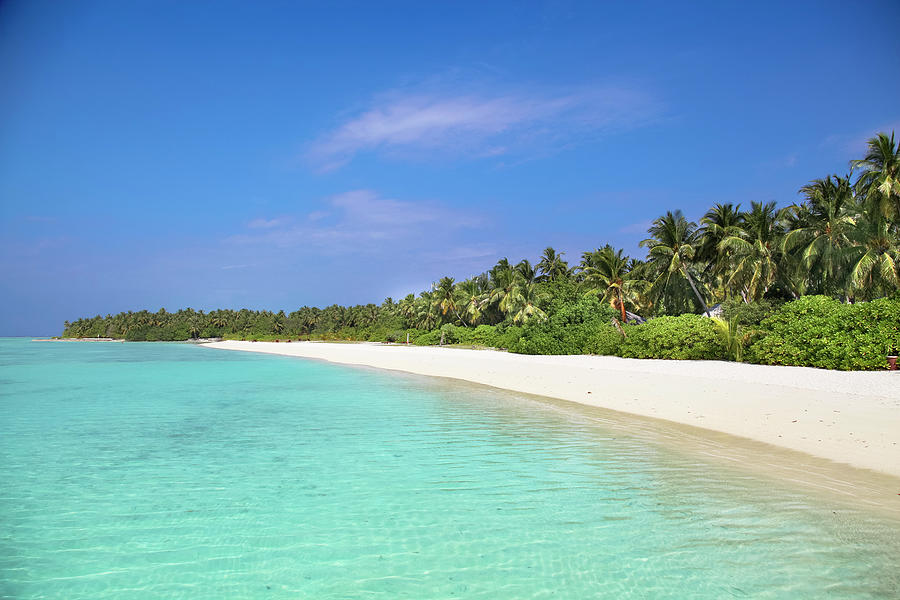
62 133 900 368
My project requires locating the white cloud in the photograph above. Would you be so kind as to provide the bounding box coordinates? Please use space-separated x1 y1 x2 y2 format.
307 83 661 170
821 120 900 156
227 190 483 254
247 217 287 229
619 220 653 234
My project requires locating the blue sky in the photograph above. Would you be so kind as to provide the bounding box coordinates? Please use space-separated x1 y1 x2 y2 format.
1 0 898 335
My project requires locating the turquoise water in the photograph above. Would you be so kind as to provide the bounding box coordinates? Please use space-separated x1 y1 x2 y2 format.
1 339 898 598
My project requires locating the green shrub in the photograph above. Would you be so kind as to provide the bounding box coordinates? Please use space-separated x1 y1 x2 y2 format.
496 325 524 350
471 325 500 347
746 295 900 370
619 314 727 360
587 324 624 355
435 324 459 344
403 329 425 344
720 298 784 327
413 330 442 346
509 296 622 355
443 323 476 345
124 328 147 341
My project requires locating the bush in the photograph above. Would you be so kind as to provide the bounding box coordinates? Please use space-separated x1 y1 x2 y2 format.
720 298 784 327
413 330 442 346
442 323 475 345
471 325 500 347
496 325 524 350
403 329 425 344
588 324 625 355
746 296 900 370
509 296 622 355
619 314 727 360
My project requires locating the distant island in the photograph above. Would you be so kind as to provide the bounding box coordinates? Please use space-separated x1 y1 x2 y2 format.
63 132 900 371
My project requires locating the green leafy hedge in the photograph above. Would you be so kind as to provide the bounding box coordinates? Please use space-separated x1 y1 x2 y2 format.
509 296 621 355
720 298 783 327
746 295 900 370
619 314 727 360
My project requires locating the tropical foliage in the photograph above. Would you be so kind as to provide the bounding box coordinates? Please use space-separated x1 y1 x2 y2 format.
62 132 900 369
746 295 900 370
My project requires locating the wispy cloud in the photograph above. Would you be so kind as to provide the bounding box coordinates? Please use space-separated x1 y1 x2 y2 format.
247 217 287 229
307 82 661 170
227 190 483 254
821 120 900 156
619 220 652 235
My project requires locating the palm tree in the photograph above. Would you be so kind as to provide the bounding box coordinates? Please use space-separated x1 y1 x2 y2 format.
846 214 900 300
457 278 485 326
782 177 855 296
398 294 416 328
272 311 286 334
416 291 439 330
508 282 549 324
699 203 744 297
537 247 568 281
432 276 468 326
851 131 900 223
515 259 537 285
640 210 710 315
719 201 784 302
361 304 379 326
490 257 512 281
488 260 521 316
211 312 228 329
580 245 637 321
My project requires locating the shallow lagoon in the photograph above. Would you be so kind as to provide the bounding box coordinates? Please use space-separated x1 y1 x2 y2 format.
1 339 898 598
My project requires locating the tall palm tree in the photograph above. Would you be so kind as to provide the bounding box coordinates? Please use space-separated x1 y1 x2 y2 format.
432 276 468 326
719 201 784 302
508 282 549 324
398 294 416 328
782 177 855 296
272 317 285 334
515 259 537 285
699 203 744 297
361 304 379 326
640 210 710 315
580 245 637 321
490 257 512 281
851 131 900 223
846 214 900 300
416 291 439 330
457 278 485 326
537 247 568 281
488 262 521 316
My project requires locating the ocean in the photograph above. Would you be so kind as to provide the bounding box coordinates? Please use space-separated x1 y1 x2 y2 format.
1 338 898 598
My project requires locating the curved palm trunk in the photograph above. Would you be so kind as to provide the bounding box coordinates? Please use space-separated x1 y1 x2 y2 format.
681 261 711 316
453 306 469 327
616 288 627 322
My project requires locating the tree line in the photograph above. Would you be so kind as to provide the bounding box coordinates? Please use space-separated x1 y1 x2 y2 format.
64 132 899 343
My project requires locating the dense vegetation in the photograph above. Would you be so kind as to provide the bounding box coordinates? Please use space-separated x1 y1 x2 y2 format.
63 133 900 369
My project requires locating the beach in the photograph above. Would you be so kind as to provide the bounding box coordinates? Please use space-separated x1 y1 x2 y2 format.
204 340 900 479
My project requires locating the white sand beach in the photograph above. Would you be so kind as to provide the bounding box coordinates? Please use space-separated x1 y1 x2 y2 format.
204 340 900 479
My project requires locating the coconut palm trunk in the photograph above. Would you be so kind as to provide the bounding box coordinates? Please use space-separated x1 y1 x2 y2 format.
681 260 711 316
616 288 627 322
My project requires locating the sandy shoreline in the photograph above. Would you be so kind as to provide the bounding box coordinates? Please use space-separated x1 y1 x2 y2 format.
203 340 900 479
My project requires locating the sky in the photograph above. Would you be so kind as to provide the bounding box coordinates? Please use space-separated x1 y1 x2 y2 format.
1 0 899 335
